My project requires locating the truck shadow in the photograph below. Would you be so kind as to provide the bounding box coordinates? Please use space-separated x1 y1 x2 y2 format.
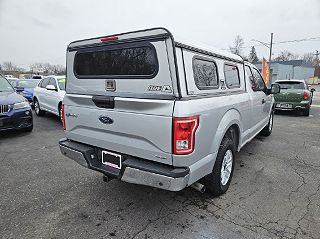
274 110 305 117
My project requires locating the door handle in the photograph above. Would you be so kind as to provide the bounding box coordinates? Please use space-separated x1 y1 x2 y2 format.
262 99 266 104
92 96 115 109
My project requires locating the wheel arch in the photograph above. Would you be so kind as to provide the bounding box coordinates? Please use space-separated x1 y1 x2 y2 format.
210 108 243 154
58 101 62 109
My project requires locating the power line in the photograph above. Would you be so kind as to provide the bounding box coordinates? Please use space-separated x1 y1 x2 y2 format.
244 36 320 49
275 36 320 44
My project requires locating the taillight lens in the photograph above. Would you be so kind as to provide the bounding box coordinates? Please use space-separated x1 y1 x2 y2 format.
303 91 310 100
61 104 66 130
173 116 199 155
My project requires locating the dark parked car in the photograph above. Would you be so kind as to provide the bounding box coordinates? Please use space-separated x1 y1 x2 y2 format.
14 79 41 105
0 75 33 132
274 80 315 116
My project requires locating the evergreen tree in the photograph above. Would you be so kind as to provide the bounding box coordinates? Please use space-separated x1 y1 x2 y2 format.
248 46 259 63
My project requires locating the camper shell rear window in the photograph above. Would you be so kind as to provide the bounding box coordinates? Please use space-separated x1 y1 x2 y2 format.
74 42 158 79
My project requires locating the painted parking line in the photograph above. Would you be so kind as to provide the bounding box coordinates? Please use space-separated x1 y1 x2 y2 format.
312 105 320 108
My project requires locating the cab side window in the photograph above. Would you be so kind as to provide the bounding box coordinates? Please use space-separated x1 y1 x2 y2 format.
49 78 57 89
251 68 266 91
245 66 259 91
40 78 50 88
245 66 265 91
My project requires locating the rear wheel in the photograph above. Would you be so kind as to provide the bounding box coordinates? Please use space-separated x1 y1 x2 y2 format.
302 108 310 116
34 98 45 116
203 137 236 196
261 111 274 136
58 103 62 118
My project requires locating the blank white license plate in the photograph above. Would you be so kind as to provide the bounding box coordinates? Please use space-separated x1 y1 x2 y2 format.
102 151 122 169
281 104 292 109
277 103 292 109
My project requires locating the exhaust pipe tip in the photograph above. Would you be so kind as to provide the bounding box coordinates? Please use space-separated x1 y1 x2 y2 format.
103 175 112 182
191 182 206 194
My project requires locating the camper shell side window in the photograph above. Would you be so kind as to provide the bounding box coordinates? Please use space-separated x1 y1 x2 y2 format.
224 64 240 89
192 56 219 90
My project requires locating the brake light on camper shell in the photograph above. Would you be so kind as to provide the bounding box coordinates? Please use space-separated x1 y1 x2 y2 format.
303 91 310 100
100 36 118 42
173 116 199 155
61 104 66 130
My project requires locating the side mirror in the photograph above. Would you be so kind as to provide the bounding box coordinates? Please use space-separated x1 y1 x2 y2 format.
15 87 24 92
46 85 57 91
311 88 316 92
269 83 280 94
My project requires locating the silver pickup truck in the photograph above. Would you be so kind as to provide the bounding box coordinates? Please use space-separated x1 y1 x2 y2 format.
59 28 280 196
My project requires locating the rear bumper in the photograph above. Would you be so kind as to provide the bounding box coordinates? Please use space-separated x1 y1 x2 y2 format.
59 138 190 191
275 101 310 111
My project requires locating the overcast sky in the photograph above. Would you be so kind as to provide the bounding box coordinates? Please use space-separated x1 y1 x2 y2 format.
0 0 319 69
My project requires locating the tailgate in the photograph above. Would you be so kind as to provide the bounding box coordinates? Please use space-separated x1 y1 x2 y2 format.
64 96 174 165
64 29 177 165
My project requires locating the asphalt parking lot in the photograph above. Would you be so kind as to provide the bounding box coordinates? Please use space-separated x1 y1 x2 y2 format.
1 89 320 239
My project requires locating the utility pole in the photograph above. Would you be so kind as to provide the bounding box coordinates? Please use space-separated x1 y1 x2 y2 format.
314 50 320 78
268 33 273 86
315 50 319 66
251 33 274 86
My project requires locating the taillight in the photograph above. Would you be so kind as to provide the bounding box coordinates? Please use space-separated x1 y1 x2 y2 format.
303 91 310 100
173 116 199 155
61 104 66 130
100 36 118 42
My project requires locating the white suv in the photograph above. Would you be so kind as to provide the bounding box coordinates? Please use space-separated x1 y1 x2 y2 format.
33 75 66 117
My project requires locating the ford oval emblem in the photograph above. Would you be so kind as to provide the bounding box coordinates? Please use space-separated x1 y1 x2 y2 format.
99 115 114 125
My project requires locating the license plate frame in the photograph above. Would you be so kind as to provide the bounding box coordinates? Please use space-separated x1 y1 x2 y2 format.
281 103 292 109
102 151 122 169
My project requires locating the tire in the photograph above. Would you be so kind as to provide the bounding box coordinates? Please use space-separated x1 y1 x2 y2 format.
58 103 64 125
203 137 236 196
58 103 62 118
22 124 33 132
260 111 274 136
34 98 45 116
302 108 310 116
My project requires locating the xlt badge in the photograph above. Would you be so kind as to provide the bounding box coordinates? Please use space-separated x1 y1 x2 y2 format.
147 85 172 93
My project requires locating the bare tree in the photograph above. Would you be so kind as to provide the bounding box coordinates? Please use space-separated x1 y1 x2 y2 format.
30 62 66 75
229 35 245 56
273 51 299 61
2 61 20 71
53 64 66 75
301 52 317 67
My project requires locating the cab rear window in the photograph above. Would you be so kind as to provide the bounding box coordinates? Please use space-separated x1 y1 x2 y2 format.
74 43 158 78
277 81 305 90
